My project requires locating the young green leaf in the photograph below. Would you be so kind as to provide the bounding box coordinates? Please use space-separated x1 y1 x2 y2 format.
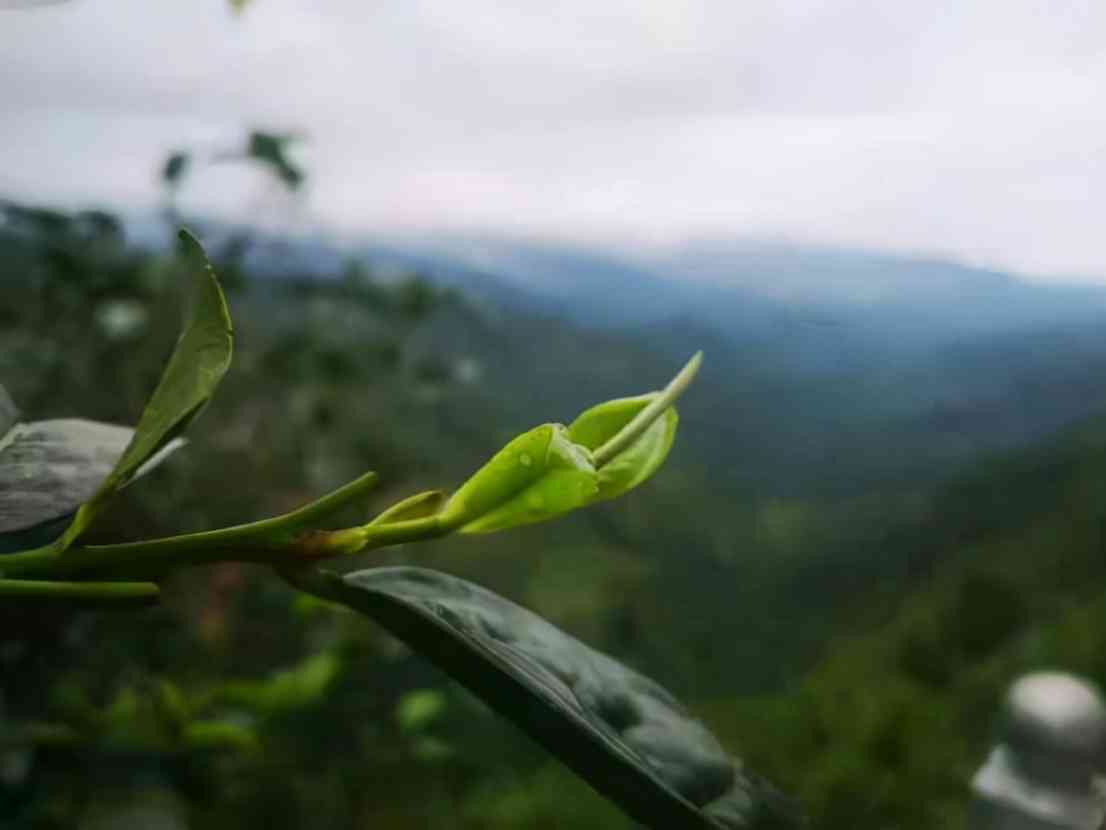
369 490 446 526
435 354 700 535
53 231 233 551
438 424 599 534
569 394 678 502
328 567 802 830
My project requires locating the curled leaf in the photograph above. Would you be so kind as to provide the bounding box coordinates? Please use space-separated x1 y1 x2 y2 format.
440 424 598 534
370 490 446 526
569 394 678 502
436 354 698 535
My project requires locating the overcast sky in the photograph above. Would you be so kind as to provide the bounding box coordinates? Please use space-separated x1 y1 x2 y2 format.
1 0 1103 279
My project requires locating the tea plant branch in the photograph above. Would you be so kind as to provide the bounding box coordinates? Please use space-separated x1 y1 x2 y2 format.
1 236 700 605
0 471 382 580
0 353 696 587
0 578 159 606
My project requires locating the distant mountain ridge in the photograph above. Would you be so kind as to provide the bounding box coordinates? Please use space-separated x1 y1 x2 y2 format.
125 214 1106 351
362 232 1106 342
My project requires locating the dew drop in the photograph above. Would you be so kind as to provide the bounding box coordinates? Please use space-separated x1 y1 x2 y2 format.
519 453 533 468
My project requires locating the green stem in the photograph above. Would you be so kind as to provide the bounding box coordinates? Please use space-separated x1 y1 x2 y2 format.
0 579 159 606
362 514 455 550
0 546 59 576
267 470 380 529
592 351 702 468
1 471 380 580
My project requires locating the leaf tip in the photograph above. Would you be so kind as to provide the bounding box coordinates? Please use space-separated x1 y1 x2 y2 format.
682 351 703 383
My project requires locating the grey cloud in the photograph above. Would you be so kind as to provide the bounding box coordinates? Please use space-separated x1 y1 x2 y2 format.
0 0 1104 277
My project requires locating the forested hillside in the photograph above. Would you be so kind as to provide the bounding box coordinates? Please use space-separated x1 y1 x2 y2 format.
707 413 1106 828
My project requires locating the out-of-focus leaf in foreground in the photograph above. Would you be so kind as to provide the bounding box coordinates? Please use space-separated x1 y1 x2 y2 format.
331 567 803 830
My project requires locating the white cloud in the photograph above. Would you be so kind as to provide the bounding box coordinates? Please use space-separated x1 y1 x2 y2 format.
0 0 1103 278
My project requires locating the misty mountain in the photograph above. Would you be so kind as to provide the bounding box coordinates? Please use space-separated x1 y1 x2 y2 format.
641 238 1106 336
127 215 1106 365
351 233 1106 372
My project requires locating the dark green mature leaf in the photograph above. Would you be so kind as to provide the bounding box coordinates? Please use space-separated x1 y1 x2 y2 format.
569 394 678 502
331 567 802 830
52 232 232 550
0 420 183 537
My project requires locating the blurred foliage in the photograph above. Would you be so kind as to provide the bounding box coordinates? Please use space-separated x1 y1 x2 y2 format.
699 419 1106 828
162 153 190 191
244 132 304 190
160 130 304 226
3 197 1106 827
